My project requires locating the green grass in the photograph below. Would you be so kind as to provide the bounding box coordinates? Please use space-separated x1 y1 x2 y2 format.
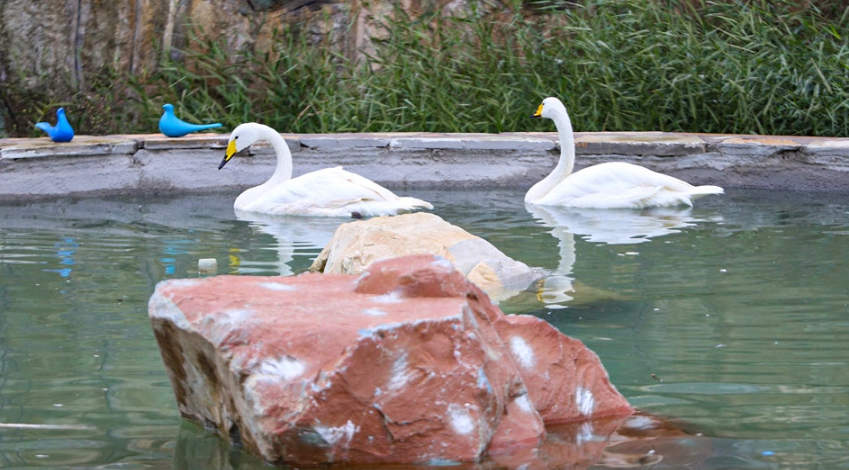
3 0 848 138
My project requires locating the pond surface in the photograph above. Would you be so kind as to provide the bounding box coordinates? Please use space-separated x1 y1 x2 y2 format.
0 188 848 468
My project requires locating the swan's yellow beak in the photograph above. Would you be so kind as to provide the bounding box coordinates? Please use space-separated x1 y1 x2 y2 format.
219 139 237 170
531 103 543 119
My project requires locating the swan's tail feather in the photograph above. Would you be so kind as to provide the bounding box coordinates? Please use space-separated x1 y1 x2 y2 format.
352 197 433 217
689 185 724 199
396 197 434 213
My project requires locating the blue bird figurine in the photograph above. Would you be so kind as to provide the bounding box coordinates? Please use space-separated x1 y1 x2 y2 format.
159 103 223 137
35 107 74 142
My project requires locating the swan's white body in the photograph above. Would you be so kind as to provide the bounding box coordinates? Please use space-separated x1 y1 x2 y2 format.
220 123 433 217
526 97 723 209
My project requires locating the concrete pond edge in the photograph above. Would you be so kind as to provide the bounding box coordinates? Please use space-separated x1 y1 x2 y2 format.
2 131 849 200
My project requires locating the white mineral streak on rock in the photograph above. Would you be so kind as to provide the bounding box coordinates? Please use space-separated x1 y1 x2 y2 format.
576 387 595 416
221 308 254 323
477 367 492 393
203 308 253 346
316 420 360 447
372 291 403 303
362 308 387 316
509 336 535 369
387 354 409 391
148 291 191 330
259 281 297 291
514 393 533 413
448 404 475 435
168 279 202 289
259 356 306 381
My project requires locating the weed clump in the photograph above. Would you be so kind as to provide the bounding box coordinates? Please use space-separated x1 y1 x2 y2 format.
3 0 848 137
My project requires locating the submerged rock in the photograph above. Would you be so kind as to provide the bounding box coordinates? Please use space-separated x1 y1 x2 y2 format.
149 255 633 466
310 212 546 302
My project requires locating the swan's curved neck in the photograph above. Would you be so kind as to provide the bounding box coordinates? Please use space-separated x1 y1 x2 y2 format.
525 106 576 203
262 128 293 185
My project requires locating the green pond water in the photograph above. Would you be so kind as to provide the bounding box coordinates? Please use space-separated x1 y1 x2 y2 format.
0 188 848 469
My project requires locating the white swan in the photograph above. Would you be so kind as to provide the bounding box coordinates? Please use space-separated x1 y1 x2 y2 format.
219 123 433 217
526 97 724 209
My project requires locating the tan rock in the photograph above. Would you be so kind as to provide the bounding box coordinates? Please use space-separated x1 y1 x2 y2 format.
311 212 545 301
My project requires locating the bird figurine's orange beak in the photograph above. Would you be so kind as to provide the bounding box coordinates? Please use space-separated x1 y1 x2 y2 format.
219 139 237 170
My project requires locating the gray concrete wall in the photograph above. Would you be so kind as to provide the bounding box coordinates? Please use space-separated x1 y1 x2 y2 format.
2 131 849 201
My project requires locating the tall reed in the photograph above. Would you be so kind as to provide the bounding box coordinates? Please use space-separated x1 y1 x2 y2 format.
4 0 848 137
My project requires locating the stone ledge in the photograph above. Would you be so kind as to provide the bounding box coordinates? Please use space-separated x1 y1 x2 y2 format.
5 131 849 159
797 139 849 157
299 133 392 150
0 135 139 159
2 131 849 199
135 133 228 150
388 134 556 151
575 132 707 156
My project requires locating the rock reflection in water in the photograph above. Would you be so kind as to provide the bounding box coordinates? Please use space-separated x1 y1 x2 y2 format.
172 412 708 469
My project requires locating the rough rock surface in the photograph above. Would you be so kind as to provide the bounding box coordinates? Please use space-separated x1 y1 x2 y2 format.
494 314 633 425
149 255 633 465
0 0 483 121
310 212 546 301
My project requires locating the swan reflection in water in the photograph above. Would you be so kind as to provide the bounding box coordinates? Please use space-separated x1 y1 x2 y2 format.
526 204 720 307
233 209 344 276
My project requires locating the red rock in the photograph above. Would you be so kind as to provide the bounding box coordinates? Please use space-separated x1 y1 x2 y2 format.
148 255 633 465
494 315 633 424
353 254 470 298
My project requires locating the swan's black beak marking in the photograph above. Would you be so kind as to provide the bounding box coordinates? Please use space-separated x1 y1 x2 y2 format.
531 103 543 119
219 139 237 170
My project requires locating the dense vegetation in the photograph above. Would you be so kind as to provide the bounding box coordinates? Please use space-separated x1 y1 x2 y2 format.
5 0 849 137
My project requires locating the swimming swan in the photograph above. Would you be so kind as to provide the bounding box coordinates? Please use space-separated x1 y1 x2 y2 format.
526 97 723 209
219 122 433 217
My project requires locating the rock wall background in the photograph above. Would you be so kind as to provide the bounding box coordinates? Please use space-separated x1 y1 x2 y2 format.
1 0 355 92
1 0 842 138
0 0 473 136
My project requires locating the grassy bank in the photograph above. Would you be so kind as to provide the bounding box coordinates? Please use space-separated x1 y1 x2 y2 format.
4 0 849 138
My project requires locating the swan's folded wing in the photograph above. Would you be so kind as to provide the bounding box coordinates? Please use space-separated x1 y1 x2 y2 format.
567 186 666 209
578 162 698 190
242 167 430 216
540 162 706 208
